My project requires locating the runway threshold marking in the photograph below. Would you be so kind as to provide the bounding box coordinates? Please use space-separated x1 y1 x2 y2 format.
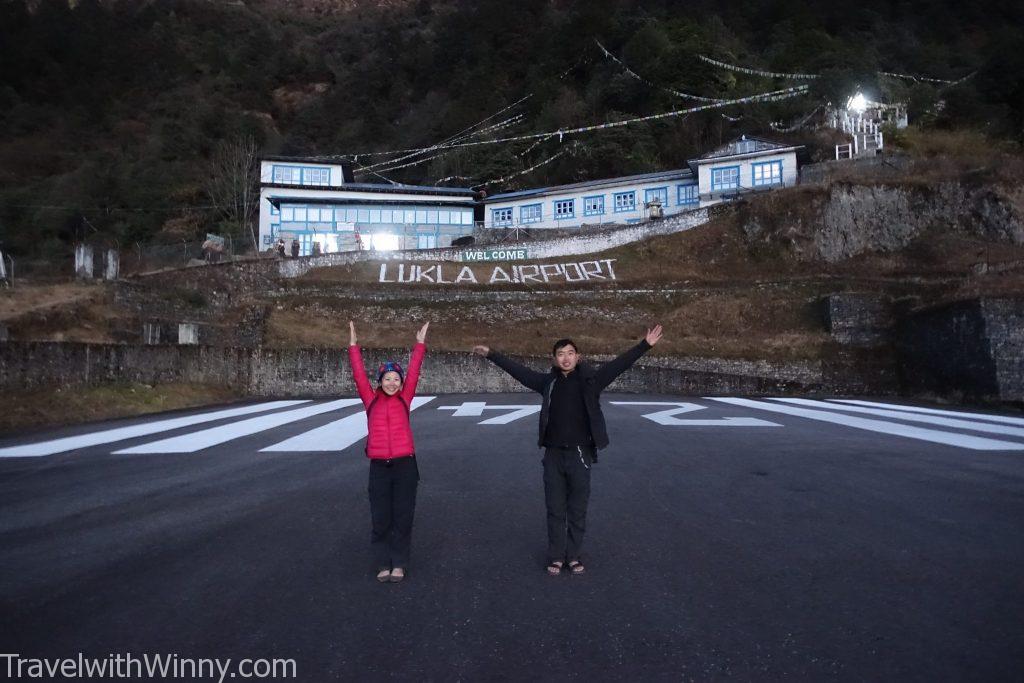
610 401 781 427
261 397 435 452
769 398 1024 438
112 399 364 454
437 401 540 424
709 398 1024 451
829 399 1024 427
0 401 310 458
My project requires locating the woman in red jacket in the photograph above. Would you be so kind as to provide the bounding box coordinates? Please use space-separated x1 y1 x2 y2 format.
348 320 428 583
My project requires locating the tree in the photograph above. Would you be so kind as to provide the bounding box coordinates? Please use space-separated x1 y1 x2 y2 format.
207 136 260 252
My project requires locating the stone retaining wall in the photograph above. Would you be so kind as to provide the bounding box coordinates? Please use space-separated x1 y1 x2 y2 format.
0 341 891 398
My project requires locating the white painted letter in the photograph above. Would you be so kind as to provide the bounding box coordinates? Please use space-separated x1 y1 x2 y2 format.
455 266 478 284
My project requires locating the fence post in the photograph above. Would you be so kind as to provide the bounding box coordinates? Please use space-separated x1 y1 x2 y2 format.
104 249 119 280
75 244 94 279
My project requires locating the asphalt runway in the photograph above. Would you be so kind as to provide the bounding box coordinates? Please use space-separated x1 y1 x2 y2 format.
1 394 1023 681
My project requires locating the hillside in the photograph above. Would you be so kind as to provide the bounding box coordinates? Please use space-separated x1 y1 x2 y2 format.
4 154 1022 359
2 0 1022 263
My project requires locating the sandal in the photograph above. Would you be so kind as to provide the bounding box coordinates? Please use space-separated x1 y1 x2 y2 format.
389 568 406 583
568 560 585 575
376 569 392 583
546 561 564 576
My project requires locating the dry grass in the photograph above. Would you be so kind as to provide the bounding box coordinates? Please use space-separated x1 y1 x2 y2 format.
0 382 241 435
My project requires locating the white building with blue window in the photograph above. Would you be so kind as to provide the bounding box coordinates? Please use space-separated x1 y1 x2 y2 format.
690 135 800 202
259 156 477 255
483 168 700 231
482 135 800 230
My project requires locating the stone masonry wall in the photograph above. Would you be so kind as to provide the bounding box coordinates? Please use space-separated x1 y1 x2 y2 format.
0 341 893 398
897 297 1024 402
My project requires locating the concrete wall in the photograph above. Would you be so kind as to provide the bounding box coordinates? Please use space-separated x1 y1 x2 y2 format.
0 341 893 398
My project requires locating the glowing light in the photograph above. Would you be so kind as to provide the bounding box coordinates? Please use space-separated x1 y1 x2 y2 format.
370 234 401 251
847 92 868 113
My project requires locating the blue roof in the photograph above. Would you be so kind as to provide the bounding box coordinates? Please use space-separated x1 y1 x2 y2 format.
484 168 694 203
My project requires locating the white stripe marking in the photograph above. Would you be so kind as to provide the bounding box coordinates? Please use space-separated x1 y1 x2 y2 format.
437 402 541 424
113 399 362 454
770 398 1024 438
830 399 1024 427
261 397 435 452
707 398 1024 451
611 401 781 426
0 401 310 458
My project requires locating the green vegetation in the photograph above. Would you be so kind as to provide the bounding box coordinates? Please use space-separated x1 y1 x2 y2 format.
1 0 1021 260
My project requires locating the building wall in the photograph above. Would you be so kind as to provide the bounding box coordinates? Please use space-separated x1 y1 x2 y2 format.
259 160 346 188
483 176 699 230
695 151 798 200
258 185 475 255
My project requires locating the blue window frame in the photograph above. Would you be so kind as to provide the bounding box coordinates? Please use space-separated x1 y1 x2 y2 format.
583 195 605 216
272 165 331 186
554 199 575 220
272 165 302 184
520 203 542 223
304 167 330 186
752 160 783 187
644 187 668 207
492 208 513 226
711 166 740 191
613 191 636 212
677 184 698 205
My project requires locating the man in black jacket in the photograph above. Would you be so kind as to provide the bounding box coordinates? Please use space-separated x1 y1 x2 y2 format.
472 324 663 575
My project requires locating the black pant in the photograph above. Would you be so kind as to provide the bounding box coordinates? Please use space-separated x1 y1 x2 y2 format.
368 456 419 570
542 446 593 563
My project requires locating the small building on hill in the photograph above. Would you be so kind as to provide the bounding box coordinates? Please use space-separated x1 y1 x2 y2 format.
258 157 477 255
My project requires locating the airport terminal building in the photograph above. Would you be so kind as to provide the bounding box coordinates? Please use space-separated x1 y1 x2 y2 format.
258 136 800 254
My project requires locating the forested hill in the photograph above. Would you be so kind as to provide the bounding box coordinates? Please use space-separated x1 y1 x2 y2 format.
1 0 1022 256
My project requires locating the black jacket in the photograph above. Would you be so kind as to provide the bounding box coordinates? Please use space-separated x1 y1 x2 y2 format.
486 339 652 454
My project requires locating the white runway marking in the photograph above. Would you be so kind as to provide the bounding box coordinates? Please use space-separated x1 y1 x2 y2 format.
611 401 781 427
770 398 1024 438
262 397 435 452
113 399 362 454
830 399 1024 427
0 401 310 458
708 398 1024 451
438 401 541 424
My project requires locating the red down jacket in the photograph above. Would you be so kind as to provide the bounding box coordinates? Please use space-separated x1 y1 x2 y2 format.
348 342 425 459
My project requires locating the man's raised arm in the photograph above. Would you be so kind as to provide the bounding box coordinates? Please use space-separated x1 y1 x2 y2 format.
473 344 549 393
593 324 663 391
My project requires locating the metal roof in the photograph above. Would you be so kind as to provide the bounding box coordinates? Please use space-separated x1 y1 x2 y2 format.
261 182 476 197
689 135 802 163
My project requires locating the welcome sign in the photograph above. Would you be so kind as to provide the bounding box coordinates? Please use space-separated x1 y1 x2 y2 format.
457 248 529 262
